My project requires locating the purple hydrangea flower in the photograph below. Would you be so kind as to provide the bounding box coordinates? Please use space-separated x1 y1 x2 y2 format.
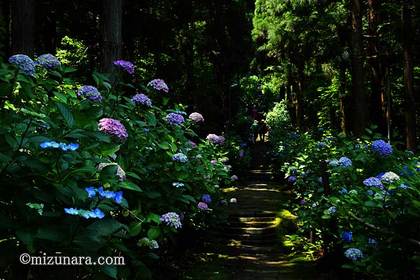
113 60 135 75
287 176 297 184
201 194 212 204
342 231 353 242
188 140 197 148
206 134 225 145
371 140 393 157
197 202 209 210
363 177 383 188
172 153 188 163
166 113 185 126
37 54 61 69
78 85 102 102
160 212 182 229
326 206 337 214
189 112 204 123
231 175 239 181
132 93 152 107
98 118 128 140
344 248 363 261
9 54 36 76
147 79 169 93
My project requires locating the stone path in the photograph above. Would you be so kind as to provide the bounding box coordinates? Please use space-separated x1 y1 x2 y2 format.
181 143 317 279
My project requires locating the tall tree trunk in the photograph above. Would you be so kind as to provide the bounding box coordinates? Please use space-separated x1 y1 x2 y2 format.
350 0 368 136
11 0 35 55
101 0 123 73
0 0 10 57
339 63 350 135
402 0 416 150
367 0 386 134
296 66 305 130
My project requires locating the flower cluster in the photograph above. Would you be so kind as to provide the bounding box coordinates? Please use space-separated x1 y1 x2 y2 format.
201 194 212 204
231 175 239 181
9 54 36 76
206 134 225 145
326 206 337 214
40 141 79 151
64 207 105 219
172 182 185 188
138 237 159 249
131 93 152 107
160 212 182 229
166 113 185 126
189 112 204 123
113 60 135 75
363 177 383 188
287 175 297 184
97 163 126 181
147 79 169 93
77 85 102 102
197 202 209 210
378 171 400 184
342 231 353 242
338 157 352 168
371 140 393 157
172 153 188 163
85 186 124 204
344 248 363 261
98 118 128 140
37 54 61 69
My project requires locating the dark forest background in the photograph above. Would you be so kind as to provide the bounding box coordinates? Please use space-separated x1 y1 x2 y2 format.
1 0 420 149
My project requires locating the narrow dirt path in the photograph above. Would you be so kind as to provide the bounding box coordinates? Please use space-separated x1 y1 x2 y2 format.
181 143 317 279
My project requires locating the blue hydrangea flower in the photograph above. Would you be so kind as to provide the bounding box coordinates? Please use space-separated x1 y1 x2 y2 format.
98 186 117 199
201 194 212 204
342 231 353 242
339 188 348 195
367 189 374 196
81 208 105 219
160 212 182 229
132 93 152 107
368 238 378 246
328 159 339 167
371 140 393 157
64 208 79 215
338 157 352 168
77 85 102 102
344 248 363 261
172 153 188 163
85 186 96 198
113 191 123 204
363 177 383 189
166 113 185 126
398 183 409 190
317 142 327 148
326 206 337 214
37 54 61 69
379 172 400 184
9 54 36 76
40 141 79 152
172 182 185 188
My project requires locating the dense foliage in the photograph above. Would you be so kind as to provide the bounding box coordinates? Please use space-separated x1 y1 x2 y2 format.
267 106 420 279
0 54 235 279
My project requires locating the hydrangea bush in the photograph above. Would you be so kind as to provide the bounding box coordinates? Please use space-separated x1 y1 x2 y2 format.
269 123 420 278
0 55 233 279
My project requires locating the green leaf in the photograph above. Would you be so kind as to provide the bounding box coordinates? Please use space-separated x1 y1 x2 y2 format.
128 221 143 237
120 181 143 192
56 102 75 127
146 213 161 224
147 227 161 239
102 265 118 279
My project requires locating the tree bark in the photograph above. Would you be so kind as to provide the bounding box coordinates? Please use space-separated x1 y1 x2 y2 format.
11 0 35 55
350 0 368 136
367 0 387 134
402 0 416 150
101 0 123 73
0 0 10 57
